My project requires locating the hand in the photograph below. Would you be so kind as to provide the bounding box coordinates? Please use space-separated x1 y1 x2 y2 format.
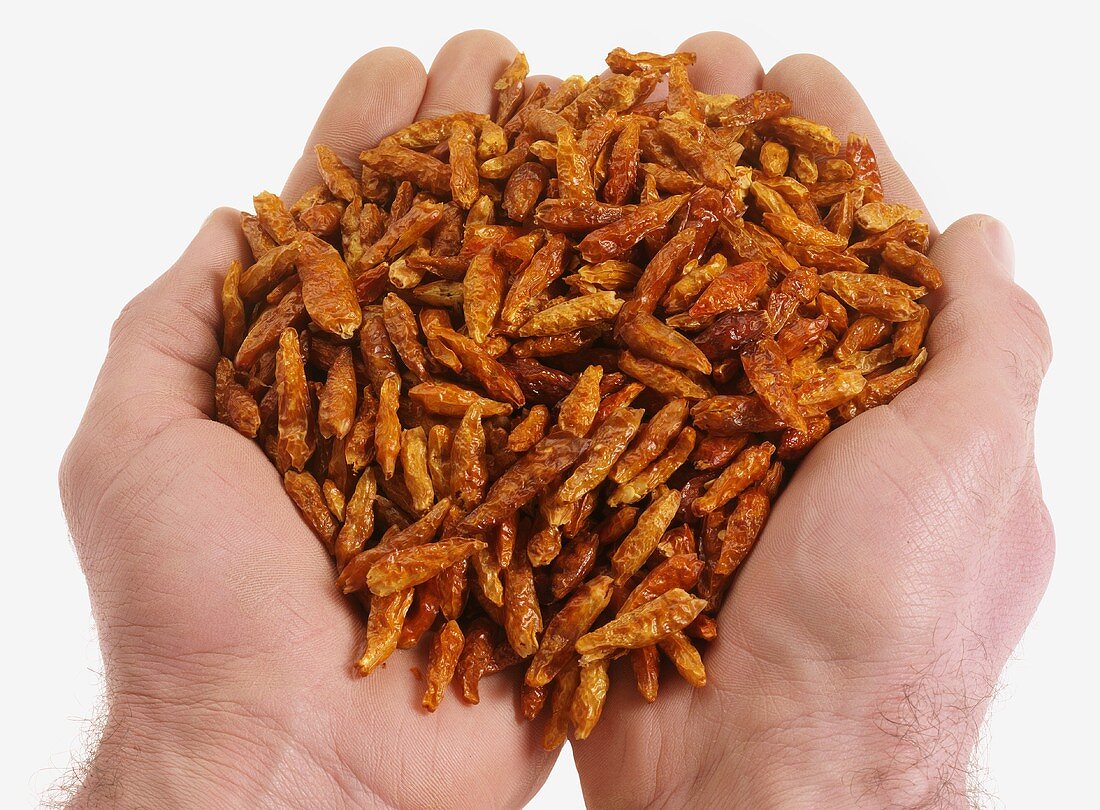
571 34 1053 808
59 31 560 809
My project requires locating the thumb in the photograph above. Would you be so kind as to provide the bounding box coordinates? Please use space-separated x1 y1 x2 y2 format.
889 214 1051 434
59 208 247 538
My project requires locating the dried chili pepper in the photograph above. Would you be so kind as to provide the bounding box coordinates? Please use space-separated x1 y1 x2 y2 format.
213 46 937 741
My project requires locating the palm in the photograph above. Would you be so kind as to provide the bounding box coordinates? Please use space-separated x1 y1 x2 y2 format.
575 383 1045 803
84 416 553 806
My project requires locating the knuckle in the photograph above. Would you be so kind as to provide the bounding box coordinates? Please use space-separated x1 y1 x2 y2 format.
60 413 194 551
108 288 154 347
1001 351 1043 416
57 436 85 517
973 375 1034 454
1005 283 1052 372
964 385 1023 444
58 427 114 543
1002 480 1056 594
988 393 1031 450
934 283 1051 416
916 368 1029 459
983 284 1051 416
1031 501 1056 575
1027 497 1056 558
949 407 1032 492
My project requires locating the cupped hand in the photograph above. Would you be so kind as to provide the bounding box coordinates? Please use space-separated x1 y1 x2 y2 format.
60 29 1053 810
570 33 1053 809
59 31 560 809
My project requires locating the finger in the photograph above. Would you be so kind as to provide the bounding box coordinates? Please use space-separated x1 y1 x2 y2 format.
983 469 1055 639
417 30 520 119
764 54 930 223
929 214 1049 401
677 31 763 95
283 47 427 201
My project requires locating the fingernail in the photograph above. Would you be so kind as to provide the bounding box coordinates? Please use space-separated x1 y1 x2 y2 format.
981 216 1015 279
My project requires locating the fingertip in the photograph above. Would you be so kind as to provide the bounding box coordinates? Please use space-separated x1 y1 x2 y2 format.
361 45 429 84
202 206 246 236
343 45 428 96
419 29 520 119
347 48 428 131
176 206 250 302
677 32 763 95
766 52 845 92
185 206 251 275
318 46 427 153
764 52 867 134
437 28 517 56
283 47 427 199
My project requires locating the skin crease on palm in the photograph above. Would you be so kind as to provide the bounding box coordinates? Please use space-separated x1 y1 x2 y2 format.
57 28 1053 810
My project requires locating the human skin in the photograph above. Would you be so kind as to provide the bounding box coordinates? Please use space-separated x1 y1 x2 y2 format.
58 29 1052 810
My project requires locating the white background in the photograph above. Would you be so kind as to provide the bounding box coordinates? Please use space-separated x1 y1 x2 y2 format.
2 1 1097 806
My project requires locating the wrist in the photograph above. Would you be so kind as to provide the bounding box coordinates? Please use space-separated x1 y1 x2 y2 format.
68 692 354 808
719 726 970 809
686 690 977 809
